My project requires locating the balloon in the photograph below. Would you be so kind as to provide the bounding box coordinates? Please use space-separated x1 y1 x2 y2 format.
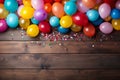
99 3 111 19
31 0 44 10
0 0 4 3
34 9 47 21
77 0 89 13
110 9 120 19
20 6 34 19
31 17 40 25
27 24 39 37
92 17 103 26
0 4 9 19
44 0 54 3
83 23 96 37
39 21 51 33
103 0 117 8
72 12 88 26
104 16 112 22
64 1 77 15
54 0 61 2
23 0 31 6
58 26 70 34
49 16 60 28
19 18 30 30
0 19 8 32
116 0 120 10
70 0 76 2
44 3 52 13
99 22 113 34
112 19 120 30
71 24 82 32
6 13 19 28
4 0 18 12
17 0 23 5
52 2 65 18
60 15 73 28
87 9 99 21
17 5 24 17
96 0 103 4
82 0 96 8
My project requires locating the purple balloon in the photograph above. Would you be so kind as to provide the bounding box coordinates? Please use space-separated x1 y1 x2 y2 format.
99 22 113 34
0 20 8 32
77 0 89 13
116 0 120 10
34 9 47 21
99 3 111 19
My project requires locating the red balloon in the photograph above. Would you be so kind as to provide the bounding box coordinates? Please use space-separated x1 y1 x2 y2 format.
83 23 96 37
54 0 61 2
103 0 117 8
44 0 54 3
0 0 4 3
72 12 88 26
39 21 51 33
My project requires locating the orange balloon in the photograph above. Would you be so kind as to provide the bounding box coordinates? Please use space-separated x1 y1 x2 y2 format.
44 3 52 13
82 0 96 8
52 2 65 18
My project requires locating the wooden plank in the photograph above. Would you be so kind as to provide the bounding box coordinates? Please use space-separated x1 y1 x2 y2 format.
0 54 119 69
0 41 120 53
0 69 120 80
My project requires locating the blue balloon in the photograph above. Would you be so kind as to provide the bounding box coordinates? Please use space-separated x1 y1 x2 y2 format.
58 26 70 34
91 17 104 26
87 9 99 21
4 0 18 12
31 17 40 25
64 1 77 15
110 8 120 19
70 0 77 2
6 13 18 28
49 16 59 28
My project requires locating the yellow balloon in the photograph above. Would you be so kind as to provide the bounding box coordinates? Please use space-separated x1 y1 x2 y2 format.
112 19 120 30
0 4 9 19
19 18 30 30
60 15 73 28
23 0 31 7
104 16 112 22
27 24 39 37
71 24 82 32
20 6 34 19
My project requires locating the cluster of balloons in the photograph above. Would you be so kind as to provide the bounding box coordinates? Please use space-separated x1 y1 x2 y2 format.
0 0 120 38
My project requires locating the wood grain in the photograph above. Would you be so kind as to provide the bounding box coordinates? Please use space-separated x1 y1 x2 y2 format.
0 54 119 69
0 41 120 53
0 69 120 80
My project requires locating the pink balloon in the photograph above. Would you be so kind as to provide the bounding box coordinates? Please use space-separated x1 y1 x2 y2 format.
77 0 89 13
0 20 8 32
31 0 44 10
99 22 113 34
99 3 111 19
116 0 120 10
17 5 24 16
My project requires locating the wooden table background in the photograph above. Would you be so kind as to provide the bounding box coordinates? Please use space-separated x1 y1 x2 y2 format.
0 28 120 80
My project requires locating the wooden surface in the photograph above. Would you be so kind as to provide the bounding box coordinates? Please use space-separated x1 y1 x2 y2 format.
0 29 120 80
